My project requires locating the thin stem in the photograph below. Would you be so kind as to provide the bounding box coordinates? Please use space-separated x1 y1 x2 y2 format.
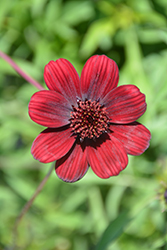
0 50 45 90
12 164 54 250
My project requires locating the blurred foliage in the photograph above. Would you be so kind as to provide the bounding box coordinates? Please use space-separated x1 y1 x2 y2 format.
0 0 167 249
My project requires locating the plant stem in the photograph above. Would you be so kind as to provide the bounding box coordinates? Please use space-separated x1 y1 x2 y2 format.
11 164 54 250
0 50 45 90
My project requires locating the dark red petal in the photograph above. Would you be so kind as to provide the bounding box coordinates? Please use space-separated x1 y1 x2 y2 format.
110 122 151 155
86 133 128 179
81 55 119 101
28 90 71 127
104 85 146 123
55 143 88 183
31 126 75 163
44 59 81 105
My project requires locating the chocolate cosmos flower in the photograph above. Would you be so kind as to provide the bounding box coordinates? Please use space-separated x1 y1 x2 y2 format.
28 55 151 182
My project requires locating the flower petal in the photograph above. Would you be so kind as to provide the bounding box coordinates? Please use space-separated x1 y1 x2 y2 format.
31 126 75 163
55 142 88 183
86 133 128 179
104 85 146 123
81 55 119 101
44 59 81 105
110 122 151 155
28 90 71 127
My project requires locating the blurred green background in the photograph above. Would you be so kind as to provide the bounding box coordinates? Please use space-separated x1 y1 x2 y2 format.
0 0 167 249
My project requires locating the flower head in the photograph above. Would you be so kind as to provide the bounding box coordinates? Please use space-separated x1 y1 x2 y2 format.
28 55 151 182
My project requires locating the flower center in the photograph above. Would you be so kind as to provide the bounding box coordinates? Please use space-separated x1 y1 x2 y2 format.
70 99 110 141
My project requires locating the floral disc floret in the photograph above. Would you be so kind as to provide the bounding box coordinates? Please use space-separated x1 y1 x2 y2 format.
70 99 110 141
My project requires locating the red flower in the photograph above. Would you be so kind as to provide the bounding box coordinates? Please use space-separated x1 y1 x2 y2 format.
28 55 151 182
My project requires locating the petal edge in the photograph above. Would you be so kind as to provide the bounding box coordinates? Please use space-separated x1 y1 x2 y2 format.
104 85 146 123
28 90 71 128
81 55 119 101
56 142 88 182
31 126 75 163
110 122 151 155
44 59 81 105
86 133 128 179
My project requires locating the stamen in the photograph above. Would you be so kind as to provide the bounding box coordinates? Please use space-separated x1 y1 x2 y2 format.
70 99 110 141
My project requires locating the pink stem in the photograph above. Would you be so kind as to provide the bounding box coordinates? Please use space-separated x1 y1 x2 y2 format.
12 164 54 249
0 50 45 90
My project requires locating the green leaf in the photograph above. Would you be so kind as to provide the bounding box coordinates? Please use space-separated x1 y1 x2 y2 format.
62 1 95 25
95 211 132 250
80 18 114 58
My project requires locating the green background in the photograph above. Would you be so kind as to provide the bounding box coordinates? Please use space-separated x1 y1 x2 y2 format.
0 0 167 249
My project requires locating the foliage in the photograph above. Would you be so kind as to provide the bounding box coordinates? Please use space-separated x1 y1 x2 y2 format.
0 0 167 249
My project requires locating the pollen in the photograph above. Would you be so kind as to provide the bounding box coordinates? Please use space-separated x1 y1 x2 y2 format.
70 99 110 141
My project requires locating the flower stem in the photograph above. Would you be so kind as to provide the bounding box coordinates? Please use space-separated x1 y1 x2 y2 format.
12 164 54 250
0 50 45 90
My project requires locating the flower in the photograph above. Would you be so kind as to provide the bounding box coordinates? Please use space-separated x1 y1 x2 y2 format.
28 55 151 182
